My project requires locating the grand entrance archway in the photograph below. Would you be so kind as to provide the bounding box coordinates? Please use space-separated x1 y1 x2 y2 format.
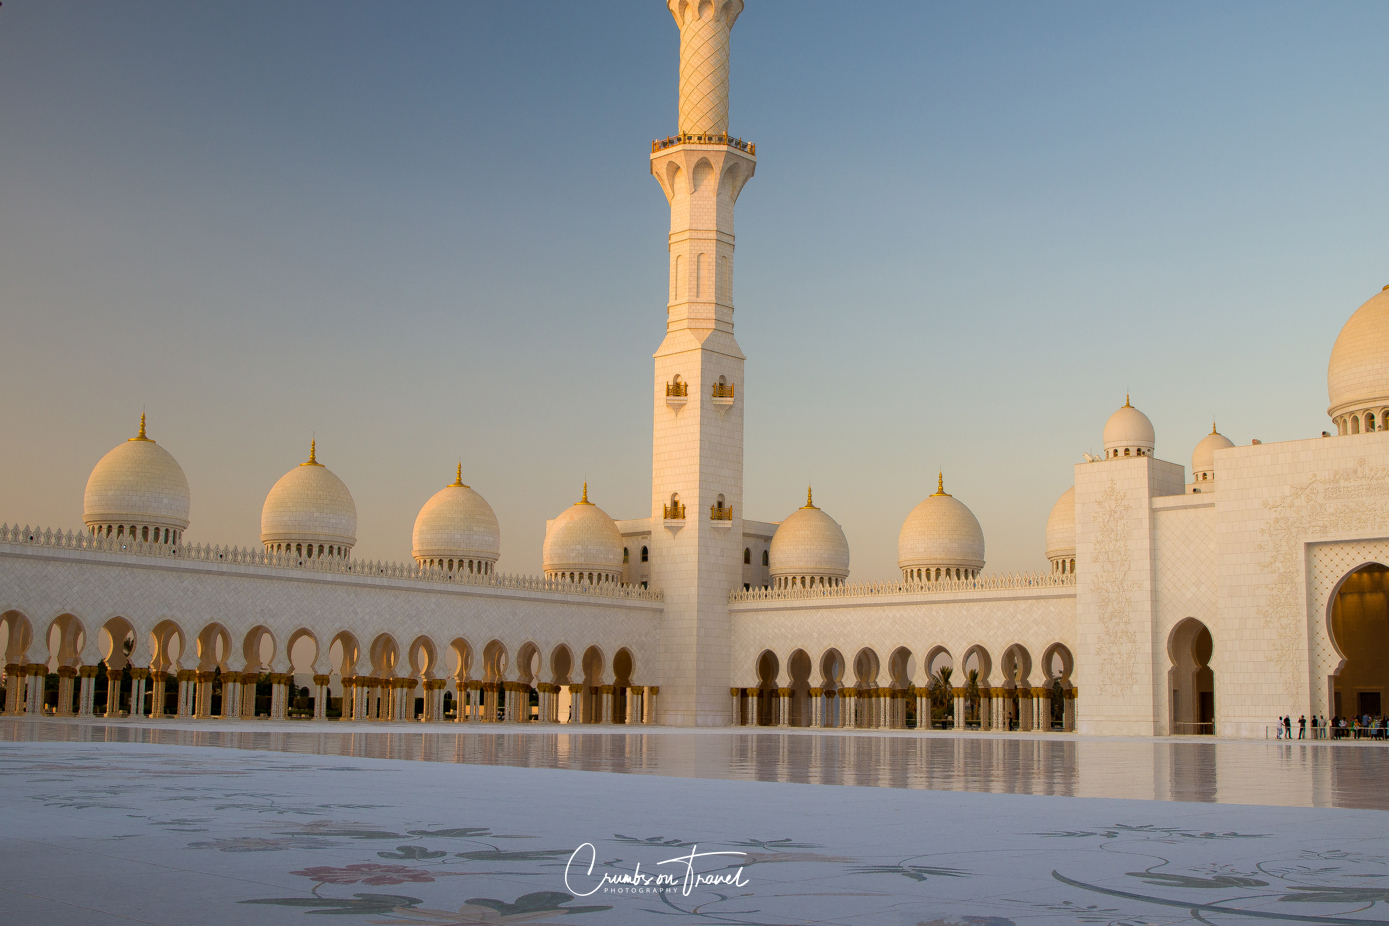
1168 618 1214 735
1329 563 1389 721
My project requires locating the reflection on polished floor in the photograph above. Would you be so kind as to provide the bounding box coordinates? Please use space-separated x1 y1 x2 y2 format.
4 718 1386 810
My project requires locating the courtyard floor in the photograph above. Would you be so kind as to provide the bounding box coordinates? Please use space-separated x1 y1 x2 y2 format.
2 719 1386 926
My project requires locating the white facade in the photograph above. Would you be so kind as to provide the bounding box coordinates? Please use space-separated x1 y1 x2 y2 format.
4 0 1389 736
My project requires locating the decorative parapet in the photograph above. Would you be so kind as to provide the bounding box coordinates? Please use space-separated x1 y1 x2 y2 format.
663 502 686 520
652 133 754 154
0 523 663 602
729 571 1074 603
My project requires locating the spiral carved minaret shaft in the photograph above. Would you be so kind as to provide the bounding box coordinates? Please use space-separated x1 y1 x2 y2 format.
671 0 743 135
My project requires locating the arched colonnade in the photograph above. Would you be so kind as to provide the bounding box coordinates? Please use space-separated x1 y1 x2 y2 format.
0 610 657 725
732 642 1077 732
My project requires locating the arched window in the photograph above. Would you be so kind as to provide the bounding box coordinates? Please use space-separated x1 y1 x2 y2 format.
1352 416 1361 434
1124 448 1131 456
641 546 649 562
762 550 769 566
1370 413 1377 431
623 547 630 563
744 547 751 564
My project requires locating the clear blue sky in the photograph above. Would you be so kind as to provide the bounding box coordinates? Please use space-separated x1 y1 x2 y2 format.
2 2 1386 578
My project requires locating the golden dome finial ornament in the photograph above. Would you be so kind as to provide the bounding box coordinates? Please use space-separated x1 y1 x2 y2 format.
451 462 467 488
302 439 322 467
802 486 817 509
579 482 592 505
1212 420 1219 435
933 471 951 497
1125 393 1132 408
130 411 153 442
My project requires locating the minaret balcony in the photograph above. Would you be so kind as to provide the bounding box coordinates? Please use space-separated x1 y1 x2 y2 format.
665 380 688 413
652 134 755 155
711 381 735 413
710 504 733 521
663 502 686 520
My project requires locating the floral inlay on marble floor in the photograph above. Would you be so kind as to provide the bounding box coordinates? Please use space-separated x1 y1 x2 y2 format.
1 741 1386 926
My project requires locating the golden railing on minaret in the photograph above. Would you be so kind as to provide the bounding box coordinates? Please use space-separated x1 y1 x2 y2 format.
663 502 686 520
666 381 689 397
652 133 755 154
711 382 735 398
710 503 733 521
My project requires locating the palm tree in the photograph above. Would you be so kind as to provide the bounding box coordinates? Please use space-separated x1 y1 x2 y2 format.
965 668 980 726
930 665 953 728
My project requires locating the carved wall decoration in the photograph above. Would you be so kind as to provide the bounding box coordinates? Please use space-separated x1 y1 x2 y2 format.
1093 481 1137 694
1258 460 1389 697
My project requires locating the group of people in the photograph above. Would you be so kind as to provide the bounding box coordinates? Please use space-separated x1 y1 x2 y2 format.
1275 714 1388 740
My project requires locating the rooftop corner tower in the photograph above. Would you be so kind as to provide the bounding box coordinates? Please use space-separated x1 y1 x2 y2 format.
649 0 755 726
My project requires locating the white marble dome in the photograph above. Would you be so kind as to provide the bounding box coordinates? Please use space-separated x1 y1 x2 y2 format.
543 485 624 582
1328 287 1389 432
1103 397 1155 459
83 415 190 542
260 441 356 557
1191 424 1235 483
768 489 850 588
898 474 985 580
1045 486 1075 573
412 465 500 574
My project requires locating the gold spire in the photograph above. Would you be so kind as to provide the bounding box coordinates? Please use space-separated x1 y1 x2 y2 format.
1211 420 1219 435
1125 394 1132 408
802 486 817 509
451 462 467 488
578 482 592 505
129 412 153 442
932 471 950 497
301 439 322 467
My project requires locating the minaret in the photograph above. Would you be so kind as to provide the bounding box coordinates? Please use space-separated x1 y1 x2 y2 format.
648 0 754 727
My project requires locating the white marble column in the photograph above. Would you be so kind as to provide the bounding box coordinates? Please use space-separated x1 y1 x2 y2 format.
130 669 149 718
78 668 97 717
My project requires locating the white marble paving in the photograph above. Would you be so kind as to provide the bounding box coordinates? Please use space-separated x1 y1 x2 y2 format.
1 730 1387 926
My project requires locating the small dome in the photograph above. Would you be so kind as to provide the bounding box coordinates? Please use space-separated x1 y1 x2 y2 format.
543 484 623 580
1103 397 1155 458
1191 424 1235 478
1045 486 1075 564
1328 287 1389 419
898 474 985 574
412 465 501 566
260 441 357 553
84 414 190 534
768 489 850 585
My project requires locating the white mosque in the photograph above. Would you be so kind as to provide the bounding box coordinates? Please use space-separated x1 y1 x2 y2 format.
4 0 1389 738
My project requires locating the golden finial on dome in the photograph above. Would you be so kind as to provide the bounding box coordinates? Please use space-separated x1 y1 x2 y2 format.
802 486 817 509
451 462 467 488
578 482 592 505
129 411 153 442
932 471 951 497
1125 393 1132 408
1211 420 1219 435
302 439 322 467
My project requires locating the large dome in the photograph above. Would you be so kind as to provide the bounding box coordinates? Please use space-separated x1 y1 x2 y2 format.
1103 397 1155 458
260 441 357 556
1191 424 1235 481
1328 287 1389 426
1045 486 1075 571
412 465 500 572
768 489 849 588
898 474 985 579
83 414 190 540
542 485 623 582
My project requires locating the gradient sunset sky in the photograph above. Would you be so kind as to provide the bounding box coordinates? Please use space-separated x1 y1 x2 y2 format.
2 2 1387 578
